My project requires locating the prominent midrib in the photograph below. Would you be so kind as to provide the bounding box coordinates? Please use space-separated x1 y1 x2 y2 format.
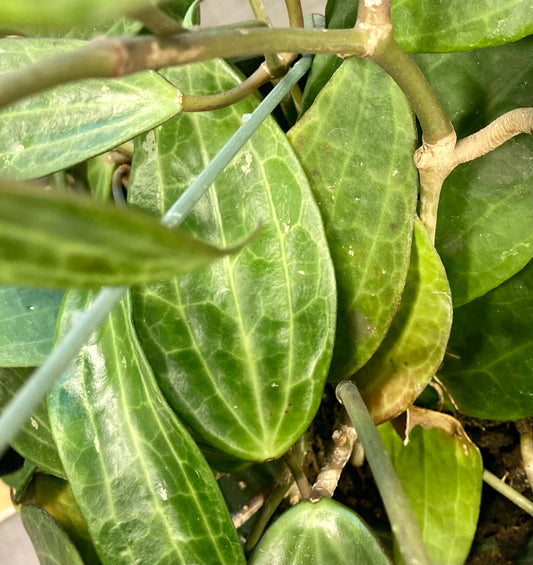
107 305 187 563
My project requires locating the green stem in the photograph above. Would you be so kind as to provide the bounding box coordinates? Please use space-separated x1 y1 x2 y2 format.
336 381 433 565
181 62 272 112
372 36 453 144
0 27 367 110
129 3 183 34
249 0 273 26
285 0 304 28
0 55 313 457
483 470 533 516
283 446 311 499
244 470 293 553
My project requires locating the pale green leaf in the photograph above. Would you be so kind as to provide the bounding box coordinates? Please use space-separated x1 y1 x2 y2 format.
21 505 84 565
289 56 418 379
0 38 182 179
353 219 453 423
48 290 245 565
380 422 483 565
129 59 336 461
0 180 241 288
0 367 65 478
250 498 392 565
0 286 63 366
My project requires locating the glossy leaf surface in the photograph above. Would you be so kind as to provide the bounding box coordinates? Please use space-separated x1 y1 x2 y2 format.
0 180 238 288
250 498 392 565
380 422 483 565
20 505 84 565
49 290 245 565
0 286 63 366
417 37 533 306
0 38 182 180
289 56 418 379
438 261 533 420
0 367 65 478
129 60 336 461
353 219 452 423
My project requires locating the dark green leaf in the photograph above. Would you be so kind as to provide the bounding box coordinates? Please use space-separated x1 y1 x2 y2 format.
438 261 533 420
415 38 533 306
0 38 182 179
22 473 100 565
250 498 392 565
380 421 483 565
20 505 84 565
0 180 241 288
0 286 63 366
354 219 452 423
0 367 65 478
300 0 356 116
289 56 418 379
128 59 336 461
48 290 245 565
0 0 150 29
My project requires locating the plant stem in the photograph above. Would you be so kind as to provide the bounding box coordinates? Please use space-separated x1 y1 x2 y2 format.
285 0 304 28
451 107 533 168
244 469 293 553
0 27 368 110
181 62 273 112
309 418 357 502
483 470 533 516
372 37 453 144
516 418 533 493
249 0 273 26
336 380 433 565
0 55 313 457
129 4 183 34
283 445 311 500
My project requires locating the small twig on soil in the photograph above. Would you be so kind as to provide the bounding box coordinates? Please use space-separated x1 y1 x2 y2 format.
483 469 533 516
231 488 269 529
515 418 533 493
309 417 357 502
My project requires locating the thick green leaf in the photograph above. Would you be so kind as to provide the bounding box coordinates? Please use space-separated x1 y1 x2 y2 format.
0 38 182 179
438 261 533 420
289 56 418 379
0 286 63 366
128 59 336 461
20 505 84 565
0 367 65 478
353 219 452 423
380 421 483 565
415 37 533 306
0 180 240 288
0 0 150 29
22 473 100 565
250 498 392 565
48 290 245 565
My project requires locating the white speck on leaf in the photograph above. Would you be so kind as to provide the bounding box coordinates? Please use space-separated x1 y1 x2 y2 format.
240 150 253 175
30 417 38 430
16 144 24 152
